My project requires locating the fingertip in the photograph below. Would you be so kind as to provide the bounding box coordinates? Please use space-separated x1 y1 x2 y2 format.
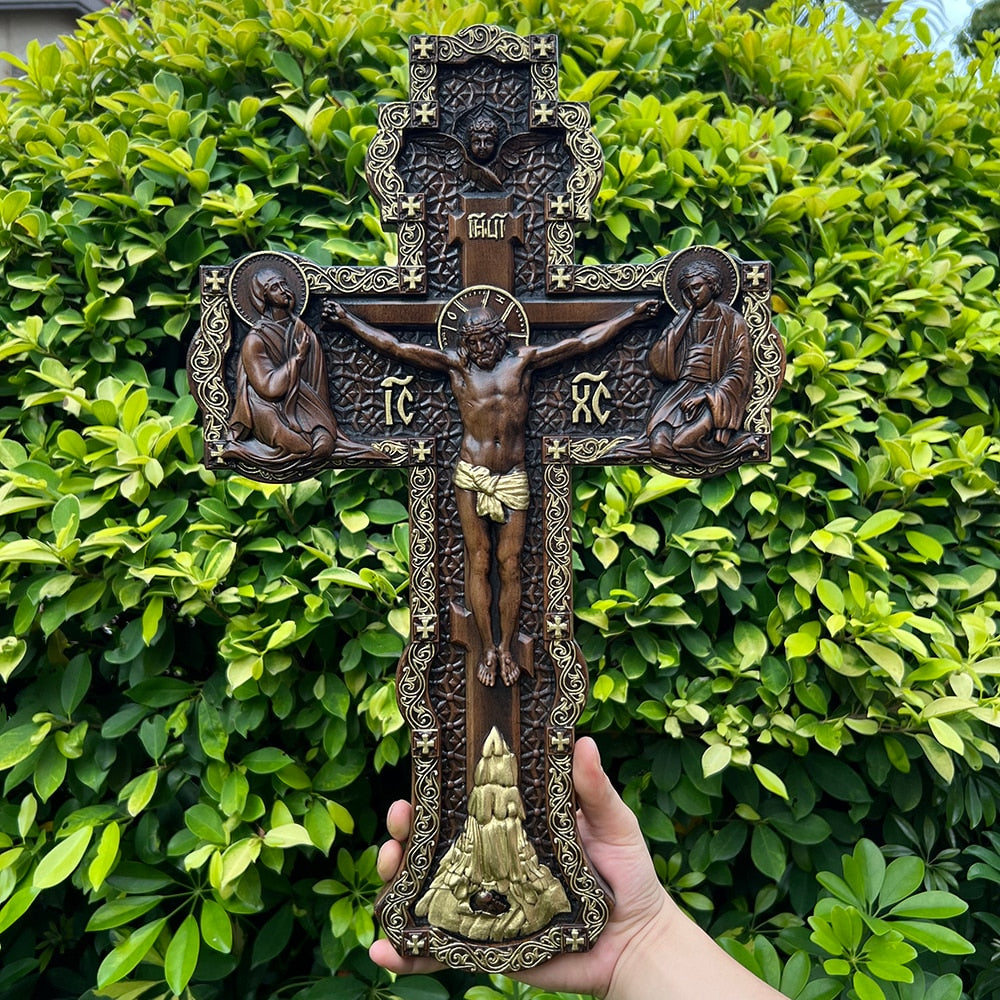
369 938 442 975
573 737 640 843
572 736 609 807
386 799 412 841
369 938 408 973
376 839 403 883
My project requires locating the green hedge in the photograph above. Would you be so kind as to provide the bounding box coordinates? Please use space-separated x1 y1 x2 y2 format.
1 1 999 998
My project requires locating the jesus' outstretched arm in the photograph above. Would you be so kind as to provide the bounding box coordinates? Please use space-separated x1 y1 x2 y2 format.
523 298 660 370
324 300 452 374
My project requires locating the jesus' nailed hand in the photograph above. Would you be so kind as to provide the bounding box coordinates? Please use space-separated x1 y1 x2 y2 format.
323 294 660 689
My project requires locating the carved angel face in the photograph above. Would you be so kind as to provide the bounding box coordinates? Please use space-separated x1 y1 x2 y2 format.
468 118 499 163
469 131 496 162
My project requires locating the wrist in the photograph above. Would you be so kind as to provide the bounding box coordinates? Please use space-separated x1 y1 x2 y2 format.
604 890 677 1000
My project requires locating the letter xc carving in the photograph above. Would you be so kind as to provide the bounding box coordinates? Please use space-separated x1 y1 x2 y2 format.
187 25 784 974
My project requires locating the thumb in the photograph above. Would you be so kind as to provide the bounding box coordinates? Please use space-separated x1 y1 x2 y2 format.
573 737 642 845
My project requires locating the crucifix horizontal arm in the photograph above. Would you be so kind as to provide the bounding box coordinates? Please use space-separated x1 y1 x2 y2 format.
339 297 655 329
523 298 660 369
323 300 452 373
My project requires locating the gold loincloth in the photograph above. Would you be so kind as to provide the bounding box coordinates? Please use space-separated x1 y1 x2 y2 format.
453 461 530 523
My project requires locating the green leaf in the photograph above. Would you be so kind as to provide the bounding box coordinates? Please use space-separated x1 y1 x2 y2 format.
141 596 162 646
915 734 954 782
263 823 313 849
0 637 27 682
364 499 407 524
200 899 232 954
34 739 67 802
392 976 451 1000
878 856 924 909
928 717 964 754
593 536 619 568
751 825 786 881
96 918 168 988
123 769 158 817
88 822 121 890
220 838 260 889
242 748 294 773
856 509 903 541
185 804 227 844
850 839 886 906
779 951 812 998
892 920 975 955
752 763 788 799
815 578 845 613
164 914 200 996
127 678 197 707
139 716 167 762
785 631 817 658
0 724 44 771
87 896 163 932
251 905 293 968
702 743 731 778
305 799 336 853
358 628 403 657
197 699 229 762
0 886 38 934
887 891 967 920
60 655 92 717
17 793 37 839
326 800 355 835
103 295 140 323
853 971 885 1000
272 50 303 88
33 825 94 889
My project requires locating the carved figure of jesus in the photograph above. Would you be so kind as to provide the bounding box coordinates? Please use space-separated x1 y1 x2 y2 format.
324 295 659 688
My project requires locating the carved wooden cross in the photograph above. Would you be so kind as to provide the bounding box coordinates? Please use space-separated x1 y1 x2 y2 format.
188 25 783 974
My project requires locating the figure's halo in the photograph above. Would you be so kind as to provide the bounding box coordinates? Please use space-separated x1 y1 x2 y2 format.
229 251 310 328
662 245 740 314
437 285 530 350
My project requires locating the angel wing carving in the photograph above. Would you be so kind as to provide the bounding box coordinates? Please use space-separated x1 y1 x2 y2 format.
413 129 556 193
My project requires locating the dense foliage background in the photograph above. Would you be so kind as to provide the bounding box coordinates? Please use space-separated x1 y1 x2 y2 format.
0 1 998 998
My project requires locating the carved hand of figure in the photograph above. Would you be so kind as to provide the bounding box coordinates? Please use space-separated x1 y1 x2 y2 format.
322 299 348 327
293 325 310 361
681 392 707 417
635 298 661 320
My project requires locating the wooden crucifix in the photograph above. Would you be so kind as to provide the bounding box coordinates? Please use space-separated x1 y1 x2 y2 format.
187 25 783 974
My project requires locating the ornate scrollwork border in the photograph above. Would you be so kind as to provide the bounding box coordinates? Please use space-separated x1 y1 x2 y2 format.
741 261 784 436
558 103 602 226
366 102 409 226
188 267 233 459
375 457 442 946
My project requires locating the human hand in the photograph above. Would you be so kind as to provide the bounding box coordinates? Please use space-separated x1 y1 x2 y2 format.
371 738 785 1000
635 298 662 320
293 326 310 360
370 737 675 997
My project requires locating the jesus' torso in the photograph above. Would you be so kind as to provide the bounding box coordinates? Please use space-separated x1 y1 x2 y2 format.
447 350 532 474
